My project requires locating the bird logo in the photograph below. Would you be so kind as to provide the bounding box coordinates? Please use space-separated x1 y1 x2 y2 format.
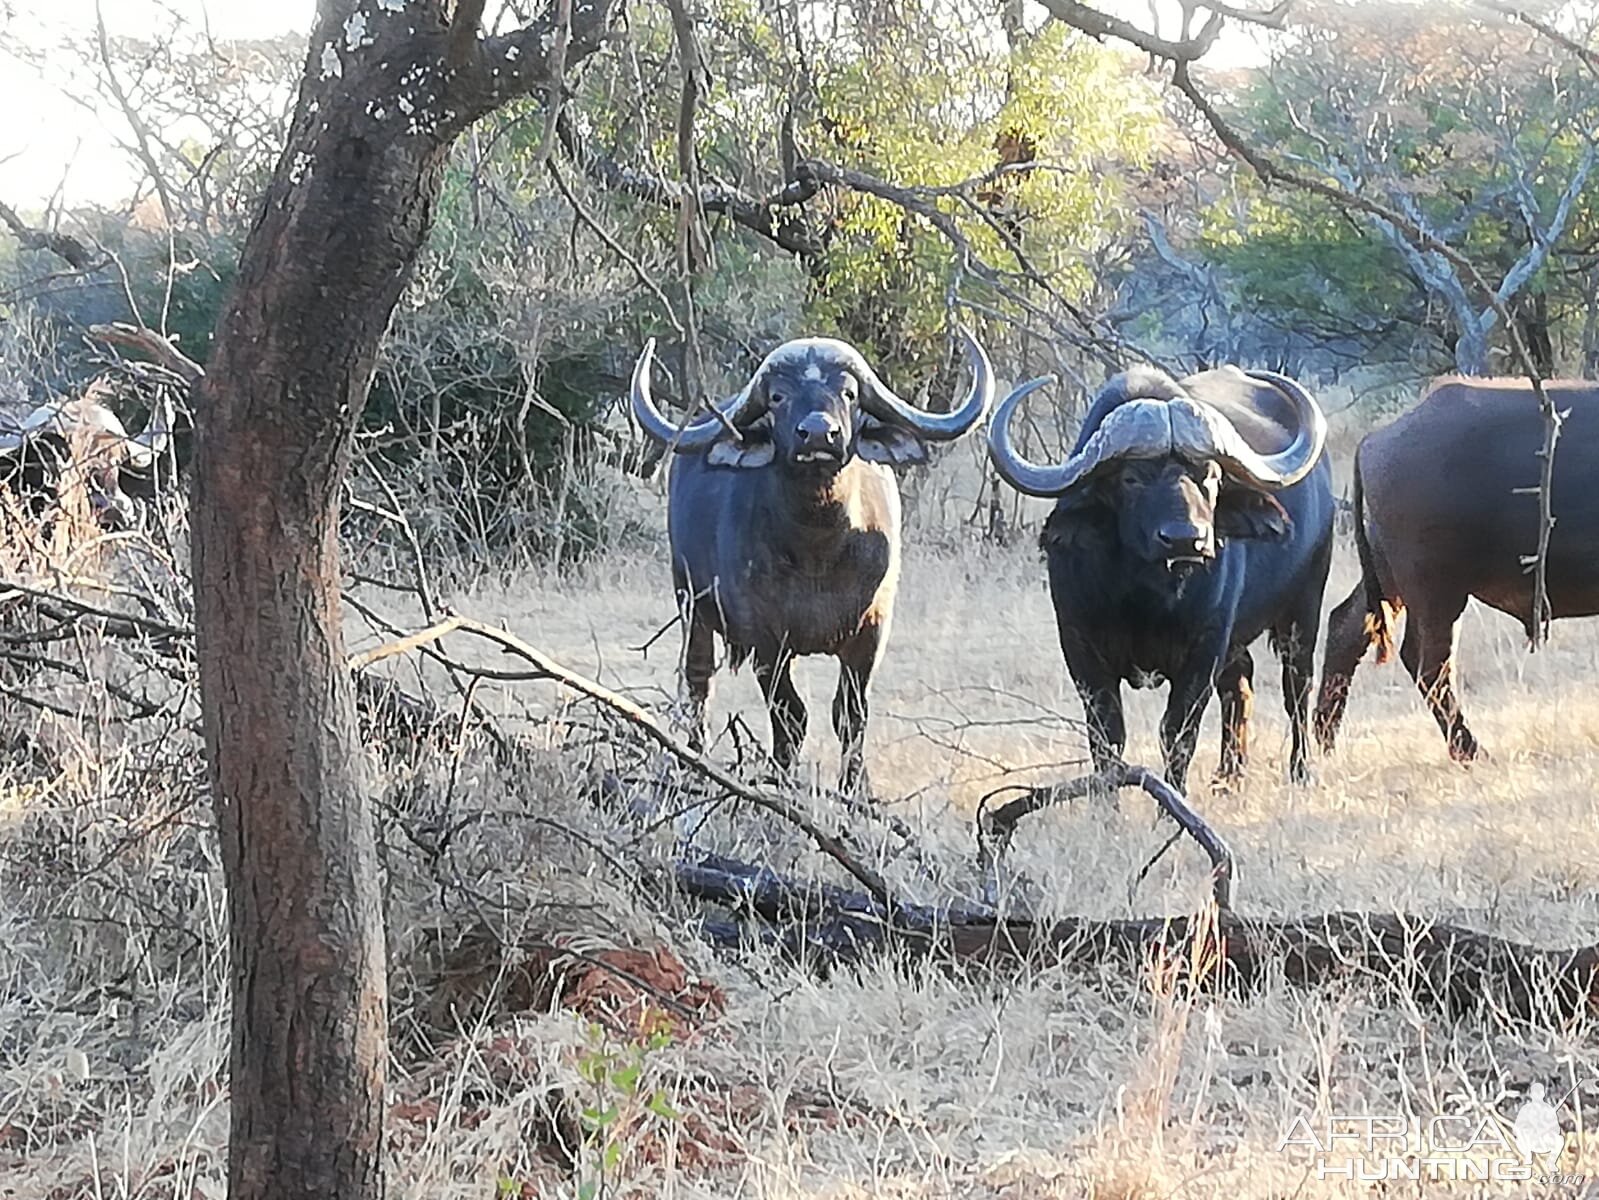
1511 1082 1566 1161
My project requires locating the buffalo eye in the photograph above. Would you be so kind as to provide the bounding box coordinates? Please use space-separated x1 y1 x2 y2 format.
1119 467 1143 490
768 391 785 406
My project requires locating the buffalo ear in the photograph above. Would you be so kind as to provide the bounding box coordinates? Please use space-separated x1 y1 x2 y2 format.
706 431 775 469
856 416 930 467
1039 485 1111 552
1215 489 1291 541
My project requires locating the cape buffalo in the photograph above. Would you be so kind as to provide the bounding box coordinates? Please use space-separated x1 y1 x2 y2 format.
1315 376 1599 762
0 381 173 530
632 328 994 794
987 365 1333 792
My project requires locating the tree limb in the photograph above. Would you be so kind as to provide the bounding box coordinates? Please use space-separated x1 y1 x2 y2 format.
88 322 205 385
977 764 1235 909
346 615 898 907
0 201 100 271
1031 0 1223 61
554 110 825 256
685 854 1599 1023
448 0 490 68
447 0 616 130
1478 2 1599 75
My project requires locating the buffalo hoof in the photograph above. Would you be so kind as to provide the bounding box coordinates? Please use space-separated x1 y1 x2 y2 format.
1209 771 1244 795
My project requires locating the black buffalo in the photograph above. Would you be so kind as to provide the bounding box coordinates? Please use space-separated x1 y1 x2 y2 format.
631 328 993 793
987 365 1333 791
1315 375 1599 762
0 381 172 530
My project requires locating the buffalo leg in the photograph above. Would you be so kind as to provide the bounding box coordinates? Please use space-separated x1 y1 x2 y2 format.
1062 638 1126 774
1070 677 1126 776
831 632 881 797
1276 620 1318 783
1214 646 1254 785
1161 663 1219 794
1398 597 1481 762
754 648 807 775
678 613 717 751
1278 537 1331 783
1314 580 1381 753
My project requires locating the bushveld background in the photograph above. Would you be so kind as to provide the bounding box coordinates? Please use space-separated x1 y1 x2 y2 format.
2 0 1598 1195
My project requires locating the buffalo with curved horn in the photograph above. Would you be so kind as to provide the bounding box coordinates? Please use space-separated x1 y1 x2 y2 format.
633 327 993 794
0 381 173 530
987 364 1334 791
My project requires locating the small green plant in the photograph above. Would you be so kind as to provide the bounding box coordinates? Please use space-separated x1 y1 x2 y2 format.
572 1019 683 1199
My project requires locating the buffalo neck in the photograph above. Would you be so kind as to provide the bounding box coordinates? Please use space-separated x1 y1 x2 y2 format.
762 460 881 550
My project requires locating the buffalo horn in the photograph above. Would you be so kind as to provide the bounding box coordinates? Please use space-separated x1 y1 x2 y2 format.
0 402 66 457
987 369 1327 498
630 338 762 452
1218 369 1327 489
852 324 994 440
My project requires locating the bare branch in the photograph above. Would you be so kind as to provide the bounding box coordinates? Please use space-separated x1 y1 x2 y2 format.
528 0 571 166
94 0 177 228
554 110 825 256
1479 2 1599 75
1032 0 1223 61
88 322 205 385
977 763 1235 909
447 0 616 130
545 158 684 333
0 200 100 271
347 615 898 907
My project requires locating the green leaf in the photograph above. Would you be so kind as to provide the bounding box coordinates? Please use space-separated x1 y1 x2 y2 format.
647 1089 683 1121
612 1063 642 1096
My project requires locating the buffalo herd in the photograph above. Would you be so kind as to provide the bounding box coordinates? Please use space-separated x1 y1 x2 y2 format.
632 334 1599 796
6 339 1595 798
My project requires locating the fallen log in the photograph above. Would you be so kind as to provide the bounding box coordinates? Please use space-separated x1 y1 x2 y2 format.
677 855 1599 1023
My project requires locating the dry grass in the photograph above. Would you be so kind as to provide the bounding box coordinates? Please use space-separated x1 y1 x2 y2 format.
2 431 1598 1198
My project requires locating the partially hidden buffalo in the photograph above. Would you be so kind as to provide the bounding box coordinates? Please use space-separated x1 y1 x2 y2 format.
631 328 994 793
0 381 173 529
1315 375 1599 762
988 365 1333 792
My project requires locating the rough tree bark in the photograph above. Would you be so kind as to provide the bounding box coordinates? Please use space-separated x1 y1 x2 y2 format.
191 1 614 1196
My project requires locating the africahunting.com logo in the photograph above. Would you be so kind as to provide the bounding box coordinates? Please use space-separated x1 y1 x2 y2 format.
1278 1082 1588 1184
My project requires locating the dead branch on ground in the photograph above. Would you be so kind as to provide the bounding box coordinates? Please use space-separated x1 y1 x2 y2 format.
977 763 1235 909
682 852 1599 1023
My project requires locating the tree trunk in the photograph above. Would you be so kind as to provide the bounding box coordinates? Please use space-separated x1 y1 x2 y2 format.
1517 288 1555 377
193 50 447 1200
1453 318 1490 376
190 2 614 1195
